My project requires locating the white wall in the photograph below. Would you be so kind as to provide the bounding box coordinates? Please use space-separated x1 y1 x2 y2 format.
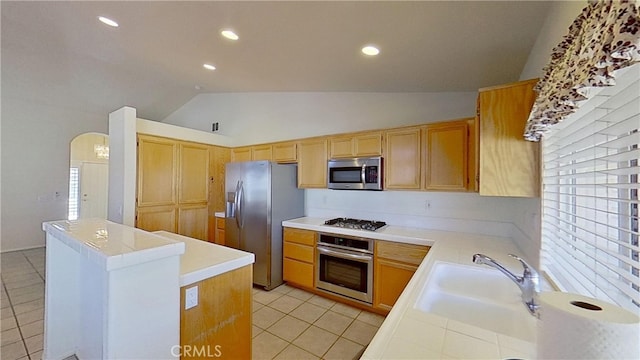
163 92 477 146
1 96 108 251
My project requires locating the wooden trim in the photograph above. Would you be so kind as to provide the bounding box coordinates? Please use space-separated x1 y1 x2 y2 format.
478 78 538 92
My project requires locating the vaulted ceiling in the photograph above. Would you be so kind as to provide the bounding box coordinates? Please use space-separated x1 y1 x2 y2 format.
1 1 551 121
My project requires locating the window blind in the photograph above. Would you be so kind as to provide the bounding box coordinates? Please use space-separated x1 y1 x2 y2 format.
68 167 79 221
541 65 640 313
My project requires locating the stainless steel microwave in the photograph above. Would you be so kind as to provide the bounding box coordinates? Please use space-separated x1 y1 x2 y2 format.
327 156 383 190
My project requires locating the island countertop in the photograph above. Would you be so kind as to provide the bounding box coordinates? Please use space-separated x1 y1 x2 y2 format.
153 231 255 287
42 218 185 271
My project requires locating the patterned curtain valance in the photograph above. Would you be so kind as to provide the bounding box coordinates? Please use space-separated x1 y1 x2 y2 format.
524 0 640 142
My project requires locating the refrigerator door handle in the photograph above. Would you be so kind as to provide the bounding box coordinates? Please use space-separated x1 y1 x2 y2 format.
234 180 241 229
236 180 244 229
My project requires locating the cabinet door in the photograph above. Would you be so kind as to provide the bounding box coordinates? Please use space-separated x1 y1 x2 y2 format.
209 146 230 214
384 127 421 189
478 79 539 197
215 217 225 245
252 145 273 161
136 205 177 233
354 132 382 156
422 121 468 191
179 143 209 204
374 259 417 312
178 204 208 241
137 136 177 206
297 138 328 188
329 136 354 158
272 142 297 163
231 147 252 162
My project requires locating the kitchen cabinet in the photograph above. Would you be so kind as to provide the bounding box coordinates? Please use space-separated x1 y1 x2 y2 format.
208 145 229 242
384 127 422 189
136 134 210 240
373 240 430 313
297 138 328 188
477 79 540 197
272 141 297 163
251 144 273 161
214 216 225 246
231 147 252 162
422 120 469 191
283 227 316 289
328 131 383 159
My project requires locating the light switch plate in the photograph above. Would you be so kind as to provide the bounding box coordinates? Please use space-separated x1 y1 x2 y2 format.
185 286 198 310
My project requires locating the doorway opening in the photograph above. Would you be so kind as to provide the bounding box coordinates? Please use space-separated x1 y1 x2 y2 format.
68 133 109 220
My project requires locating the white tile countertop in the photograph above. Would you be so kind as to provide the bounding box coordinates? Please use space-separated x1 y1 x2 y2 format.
214 211 225 218
282 217 537 359
153 231 255 287
42 218 185 271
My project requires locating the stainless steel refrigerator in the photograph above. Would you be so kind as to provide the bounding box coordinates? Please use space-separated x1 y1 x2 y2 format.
225 161 304 290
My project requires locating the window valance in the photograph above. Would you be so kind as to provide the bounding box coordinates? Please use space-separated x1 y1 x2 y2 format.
524 0 640 142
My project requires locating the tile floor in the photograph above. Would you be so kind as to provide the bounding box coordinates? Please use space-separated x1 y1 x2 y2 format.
1 248 384 360
1 248 46 360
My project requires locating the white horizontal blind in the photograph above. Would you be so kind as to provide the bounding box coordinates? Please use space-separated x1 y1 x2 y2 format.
541 65 640 313
68 167 79 221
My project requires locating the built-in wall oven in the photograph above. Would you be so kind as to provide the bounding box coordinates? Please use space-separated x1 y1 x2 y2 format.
315 233 373 304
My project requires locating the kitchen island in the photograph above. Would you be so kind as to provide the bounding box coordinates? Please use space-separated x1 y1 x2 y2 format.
282 217 537 359
42 219 253 360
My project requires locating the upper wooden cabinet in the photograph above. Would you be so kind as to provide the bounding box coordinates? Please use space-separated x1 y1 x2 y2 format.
477 79 540 197
384 127 422 190
329 132 382 159
272 141 297 163
422 120 469 191
297 138 328 188
251 144 273 161
231 147 252 162
137 136 177 207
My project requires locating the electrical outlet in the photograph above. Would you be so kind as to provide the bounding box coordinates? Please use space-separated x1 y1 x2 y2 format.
185 286 198 310
425 200 431 210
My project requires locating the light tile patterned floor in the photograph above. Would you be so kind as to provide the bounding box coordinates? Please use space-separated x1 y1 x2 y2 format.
252 285 384 360
1 248 385 360
1 248 45 360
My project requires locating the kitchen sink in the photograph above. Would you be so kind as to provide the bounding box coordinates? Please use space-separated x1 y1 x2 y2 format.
414 261 536 341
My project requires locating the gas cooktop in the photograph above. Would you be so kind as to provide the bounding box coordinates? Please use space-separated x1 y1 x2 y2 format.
324 217 387 231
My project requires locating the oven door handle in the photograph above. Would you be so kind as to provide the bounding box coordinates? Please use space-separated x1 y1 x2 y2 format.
317 246 373 262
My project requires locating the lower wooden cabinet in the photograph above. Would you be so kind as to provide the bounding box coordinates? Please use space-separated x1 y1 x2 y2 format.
283 228 316 289
373 241 430 313
215 217 225 246
180 265 252 359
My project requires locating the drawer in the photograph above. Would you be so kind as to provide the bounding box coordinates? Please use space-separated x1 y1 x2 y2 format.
375 241 430 266
284 242 314 263
283 227 316 246
216 217 225 230
283 258 314 288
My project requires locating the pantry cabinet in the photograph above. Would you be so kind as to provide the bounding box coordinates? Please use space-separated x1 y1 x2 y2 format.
422 120 469 191
373 240 430 313
477 79 539 197
283 228 316 289
297 138 328 188
136 135 210 240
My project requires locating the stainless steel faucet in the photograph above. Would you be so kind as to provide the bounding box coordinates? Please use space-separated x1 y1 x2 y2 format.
472 253 540 317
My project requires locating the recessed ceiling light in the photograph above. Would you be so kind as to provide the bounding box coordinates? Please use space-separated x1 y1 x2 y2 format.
98 16 119 27
361 45 380 56
203 63 216 71
221 29 239 41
